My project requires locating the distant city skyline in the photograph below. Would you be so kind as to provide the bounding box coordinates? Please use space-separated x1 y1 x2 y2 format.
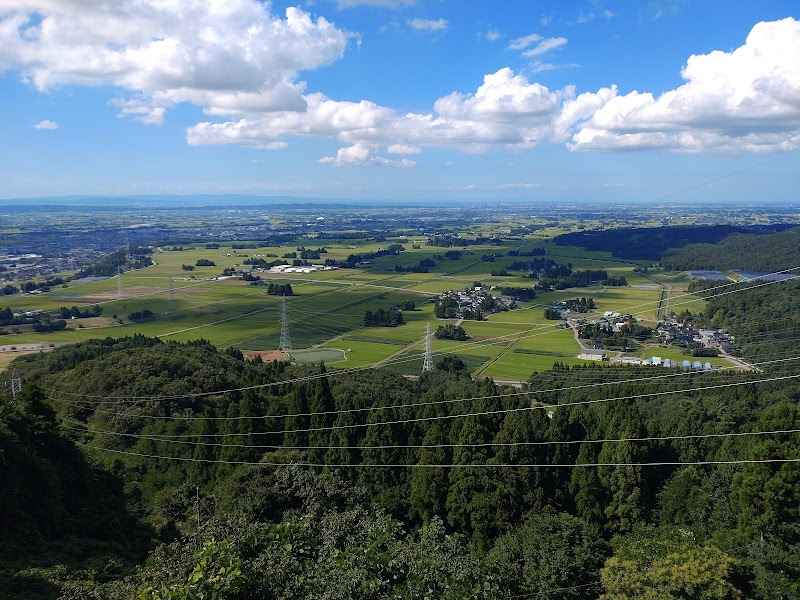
1 1 798 202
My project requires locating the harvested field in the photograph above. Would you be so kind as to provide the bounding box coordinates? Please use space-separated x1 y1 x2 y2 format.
64 285 166 303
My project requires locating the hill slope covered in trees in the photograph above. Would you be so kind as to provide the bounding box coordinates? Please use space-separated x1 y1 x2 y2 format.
1 316 799 598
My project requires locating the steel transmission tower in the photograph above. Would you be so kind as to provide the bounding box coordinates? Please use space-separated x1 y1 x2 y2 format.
422 322 433 373
167 276 175 313
10 369 22 401
279 296 291 351
117 266 124 299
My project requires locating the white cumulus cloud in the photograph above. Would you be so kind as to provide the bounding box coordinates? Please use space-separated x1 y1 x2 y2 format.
0 1 349 123
407 18 448 31
33 119 58 129
319 142 373 166
434 68 567 123
387 144 421 154
568 17 800 152
5 5 798 158
186 16 800 157
319 143 415 167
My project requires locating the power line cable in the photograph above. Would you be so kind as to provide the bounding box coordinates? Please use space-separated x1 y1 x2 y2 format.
62 422 800 452
52 355 800 422
64 374 800 433
75 442 800 469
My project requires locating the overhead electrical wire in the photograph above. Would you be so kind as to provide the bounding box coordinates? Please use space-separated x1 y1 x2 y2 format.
62 373 800 433
74 441 800 470
61 422 800 452
52 355 800 420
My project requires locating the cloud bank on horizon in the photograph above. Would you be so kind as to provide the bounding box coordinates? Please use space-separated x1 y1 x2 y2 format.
1 1 798 171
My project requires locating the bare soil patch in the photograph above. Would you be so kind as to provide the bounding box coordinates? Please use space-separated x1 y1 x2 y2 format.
244 350 288 362
64 286 166 303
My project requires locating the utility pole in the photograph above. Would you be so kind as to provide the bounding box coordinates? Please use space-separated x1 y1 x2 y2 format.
196 486 201 530
117 266 124 300
125 243 131 264
422 322 433 373
279 295 291 351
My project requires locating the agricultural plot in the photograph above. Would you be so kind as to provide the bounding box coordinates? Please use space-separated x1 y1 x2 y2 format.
593 286 662 322
323 339 404 368
381 352 488 376
480 353 586 380
459 320 534 342
289 348 346 365
513 326 581 354
1 235 720 380
431 337 508 360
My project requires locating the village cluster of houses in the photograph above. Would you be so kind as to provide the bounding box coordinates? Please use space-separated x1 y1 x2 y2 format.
596 311 634 333
567 311 634 334
437 286 515 318
1 251 83 284
656 320 736 353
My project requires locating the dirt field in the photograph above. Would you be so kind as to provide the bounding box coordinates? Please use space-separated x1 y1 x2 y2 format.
64 286 166 303
244 350 288 362
0 348 56 372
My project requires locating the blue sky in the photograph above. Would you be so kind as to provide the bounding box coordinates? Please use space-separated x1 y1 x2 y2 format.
0 0 798 203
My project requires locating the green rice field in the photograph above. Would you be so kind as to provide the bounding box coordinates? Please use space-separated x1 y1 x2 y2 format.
0 237 738 380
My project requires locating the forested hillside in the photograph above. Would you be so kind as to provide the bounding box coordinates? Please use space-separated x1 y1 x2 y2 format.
661 227 800 272
553 224 793 261
0 385 150 598
693 278 800 364
1 319 799 598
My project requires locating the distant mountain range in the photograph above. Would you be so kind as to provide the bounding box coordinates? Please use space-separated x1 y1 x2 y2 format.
2 195 796 209
0 194 375 208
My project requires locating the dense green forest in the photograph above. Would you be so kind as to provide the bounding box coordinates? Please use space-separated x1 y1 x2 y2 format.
2 279 800 598
661 227 800 272
554 224 795 261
